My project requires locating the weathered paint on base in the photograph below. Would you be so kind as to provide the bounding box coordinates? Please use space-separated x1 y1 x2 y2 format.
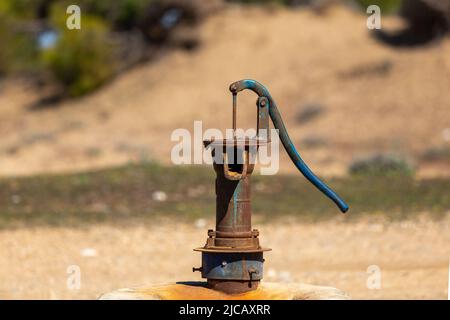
98 282 350 300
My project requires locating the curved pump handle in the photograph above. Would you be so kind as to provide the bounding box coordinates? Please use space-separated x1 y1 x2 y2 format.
229 79 349 213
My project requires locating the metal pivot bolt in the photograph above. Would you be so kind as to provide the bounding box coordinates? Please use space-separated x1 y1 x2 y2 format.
248 267 258 279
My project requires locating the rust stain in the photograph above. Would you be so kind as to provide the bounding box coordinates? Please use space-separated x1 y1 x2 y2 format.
137 283 293 300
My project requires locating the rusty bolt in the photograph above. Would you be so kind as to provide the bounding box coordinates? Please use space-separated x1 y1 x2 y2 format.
248 267 258 275
192 267 203 272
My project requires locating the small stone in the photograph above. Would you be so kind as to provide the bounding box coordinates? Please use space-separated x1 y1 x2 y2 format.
442 128 450 142
80 248 97 257
266 268 277 278
11 194 21 205
279 271 292 283
152 191 167 202
195 218 207 229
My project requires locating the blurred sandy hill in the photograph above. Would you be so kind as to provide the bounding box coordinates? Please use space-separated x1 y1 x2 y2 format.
0 4 449 177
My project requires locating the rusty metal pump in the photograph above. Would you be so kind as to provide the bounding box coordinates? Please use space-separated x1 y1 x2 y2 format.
193 79 348 294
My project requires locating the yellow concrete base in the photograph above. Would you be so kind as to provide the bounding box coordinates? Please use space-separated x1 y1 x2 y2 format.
98 282 350 300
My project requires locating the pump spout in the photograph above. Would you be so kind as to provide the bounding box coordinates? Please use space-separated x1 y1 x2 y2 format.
230 79 349 213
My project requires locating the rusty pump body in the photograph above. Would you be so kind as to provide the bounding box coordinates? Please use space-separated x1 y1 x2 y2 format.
193 80 349 294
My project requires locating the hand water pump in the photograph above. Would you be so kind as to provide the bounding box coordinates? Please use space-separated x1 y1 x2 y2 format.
193 79 348 294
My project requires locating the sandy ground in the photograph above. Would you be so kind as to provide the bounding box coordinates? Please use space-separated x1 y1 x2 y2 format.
1 216 448 300
0 5 449 177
